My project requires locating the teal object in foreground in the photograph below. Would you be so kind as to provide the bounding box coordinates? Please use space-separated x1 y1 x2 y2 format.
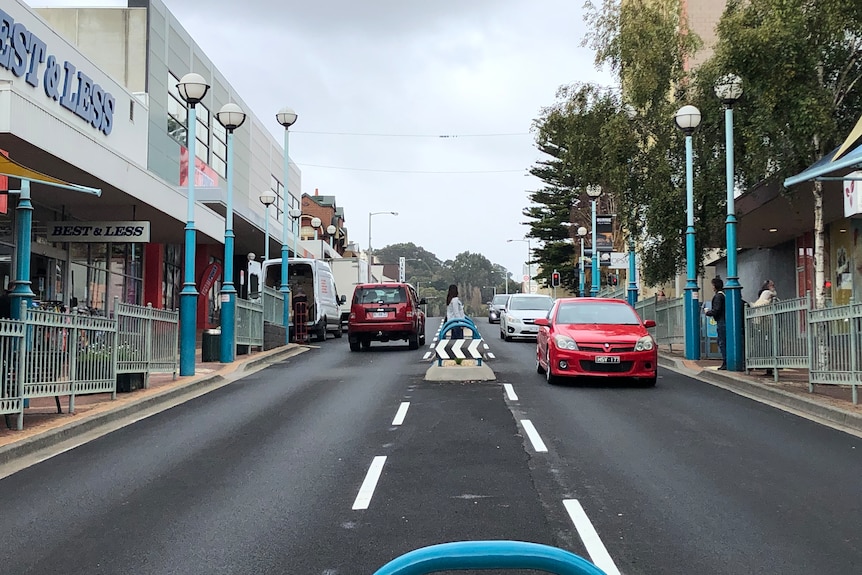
439 317 479 340
372 541 607 575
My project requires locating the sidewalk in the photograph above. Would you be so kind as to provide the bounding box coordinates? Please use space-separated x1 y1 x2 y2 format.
0 344 309 467
659 348 862 435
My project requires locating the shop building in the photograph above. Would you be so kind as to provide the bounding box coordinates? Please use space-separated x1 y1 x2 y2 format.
0 0 307 334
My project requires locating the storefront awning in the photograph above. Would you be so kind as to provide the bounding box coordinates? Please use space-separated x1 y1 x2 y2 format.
0 153 101 195
784 115 862 187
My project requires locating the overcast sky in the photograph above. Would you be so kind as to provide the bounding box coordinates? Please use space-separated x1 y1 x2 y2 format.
35 0 613 280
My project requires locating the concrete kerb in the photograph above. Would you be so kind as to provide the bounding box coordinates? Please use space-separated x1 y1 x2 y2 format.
425 360 496 382
0 344 310 468
658 354 862 435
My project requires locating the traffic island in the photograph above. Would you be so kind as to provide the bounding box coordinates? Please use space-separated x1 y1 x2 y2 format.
425 359 496 382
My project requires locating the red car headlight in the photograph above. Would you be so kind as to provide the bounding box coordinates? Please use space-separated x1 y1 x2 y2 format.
553 334 578 351
635 335 655 351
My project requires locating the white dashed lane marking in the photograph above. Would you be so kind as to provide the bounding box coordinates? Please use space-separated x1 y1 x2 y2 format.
352 456 387 510
392 402 410 426
520 419 547 453
503 384 518 401
563 499 622 575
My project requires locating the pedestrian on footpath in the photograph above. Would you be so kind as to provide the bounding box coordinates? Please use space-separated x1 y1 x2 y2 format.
752 279 779 375
446 284 465 339
754 279 779 306
705 277 727 370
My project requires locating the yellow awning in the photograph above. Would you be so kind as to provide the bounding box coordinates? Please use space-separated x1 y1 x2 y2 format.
834 114 862 161
0 153 77 187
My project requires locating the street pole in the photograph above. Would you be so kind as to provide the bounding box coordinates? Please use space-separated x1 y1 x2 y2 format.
176 74 210 376
590 199 599 297
9 179 35 318
216 103 246 363
580 237 586 297
627 236 638 306
717 75 744 371
675 105 702 360
277 107 297 345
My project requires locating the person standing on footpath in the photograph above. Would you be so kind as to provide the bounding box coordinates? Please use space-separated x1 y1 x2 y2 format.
446 284 465 339
705 277 727 370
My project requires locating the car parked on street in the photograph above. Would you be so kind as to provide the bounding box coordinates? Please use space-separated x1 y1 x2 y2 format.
535 298 657 386
500 293 554 341
487 293 509 324
347 283 426 351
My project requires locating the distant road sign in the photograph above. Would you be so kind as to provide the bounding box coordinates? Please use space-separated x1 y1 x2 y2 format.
523 275 529 282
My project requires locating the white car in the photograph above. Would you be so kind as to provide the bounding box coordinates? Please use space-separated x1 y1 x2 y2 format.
500 294 554 341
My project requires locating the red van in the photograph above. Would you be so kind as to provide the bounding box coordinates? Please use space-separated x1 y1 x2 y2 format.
347 283 426 351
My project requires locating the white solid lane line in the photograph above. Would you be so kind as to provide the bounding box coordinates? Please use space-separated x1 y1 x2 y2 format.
503 383 518 401
563 499 622 575
520 419 547 452
392 402 410 425
352 456 387 510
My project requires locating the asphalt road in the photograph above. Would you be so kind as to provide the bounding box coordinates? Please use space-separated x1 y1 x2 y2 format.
1 317 860 574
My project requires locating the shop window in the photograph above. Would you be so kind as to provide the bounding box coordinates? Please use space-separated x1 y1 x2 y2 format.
212 120 227 178
167 71 187 146
163 244 182 310
270 175 283 222
196 103 210 164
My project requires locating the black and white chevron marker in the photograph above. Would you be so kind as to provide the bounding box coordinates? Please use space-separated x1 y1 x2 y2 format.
423 339 494 361
434 338 485 360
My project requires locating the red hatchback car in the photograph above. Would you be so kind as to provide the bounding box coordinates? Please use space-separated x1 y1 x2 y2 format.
535 298 658 386
347 283 426 351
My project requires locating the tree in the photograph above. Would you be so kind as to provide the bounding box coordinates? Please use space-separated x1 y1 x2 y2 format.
693 0 862 307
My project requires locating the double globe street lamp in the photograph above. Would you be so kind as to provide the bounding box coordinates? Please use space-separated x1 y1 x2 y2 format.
215 102 246 363
674 104 702 360
176 72 210 376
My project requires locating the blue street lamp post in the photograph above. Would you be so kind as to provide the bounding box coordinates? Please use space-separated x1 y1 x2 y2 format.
586 185 602 297
277 107 298 345
624 104 639 307
577 226 587 297
259 192 276 261
215 103 246 363
674 105 702 360
716 74 744 371
177 73 210 376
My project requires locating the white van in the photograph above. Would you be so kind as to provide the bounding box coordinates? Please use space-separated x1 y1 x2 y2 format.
261 258 346 341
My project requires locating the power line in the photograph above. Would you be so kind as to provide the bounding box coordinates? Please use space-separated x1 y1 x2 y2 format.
292 130 530 138
296 163 525 174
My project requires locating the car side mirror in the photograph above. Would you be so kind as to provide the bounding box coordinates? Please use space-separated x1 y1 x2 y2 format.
534 317 550 327
419 298 427 305
339 295 347 305
644 319 656 328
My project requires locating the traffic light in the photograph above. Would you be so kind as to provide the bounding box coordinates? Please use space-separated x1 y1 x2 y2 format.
551 271 560 287
607 273 619 286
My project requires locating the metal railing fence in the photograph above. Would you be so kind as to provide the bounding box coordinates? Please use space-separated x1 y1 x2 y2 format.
654 296 685 350
263 286 284 326
115 299 179 385
236 297 264 348
0 319 26 429
24 307 118 414
808 302 862 404
744 294 811 379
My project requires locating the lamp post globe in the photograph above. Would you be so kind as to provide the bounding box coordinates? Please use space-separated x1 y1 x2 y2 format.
714 73 743 104
276 106 298 128
215 102 246 364
177 71 210 376
674 105 702 133
326 224 337 249
716 74 744 370
675 104 701 360
177 72 208 104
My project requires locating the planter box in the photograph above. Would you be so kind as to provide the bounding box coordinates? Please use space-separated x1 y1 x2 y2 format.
116 372 145 393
